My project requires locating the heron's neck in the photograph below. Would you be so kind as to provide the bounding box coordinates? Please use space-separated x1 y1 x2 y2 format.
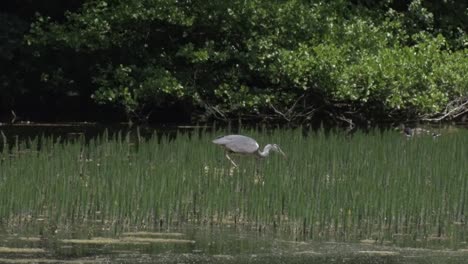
257 144 273 158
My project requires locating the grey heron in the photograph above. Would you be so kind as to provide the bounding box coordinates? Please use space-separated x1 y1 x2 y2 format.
212 134 286 167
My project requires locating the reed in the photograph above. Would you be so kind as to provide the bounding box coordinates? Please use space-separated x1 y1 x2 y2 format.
0 127 466 245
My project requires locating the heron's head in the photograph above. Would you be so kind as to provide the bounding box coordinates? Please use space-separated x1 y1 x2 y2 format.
271 144 286 158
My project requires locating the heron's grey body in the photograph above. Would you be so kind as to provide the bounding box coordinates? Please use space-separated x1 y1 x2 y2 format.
213 135 259 154
212 134 285 167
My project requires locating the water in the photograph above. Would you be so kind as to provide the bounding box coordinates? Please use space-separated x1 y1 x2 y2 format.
1 224 467 263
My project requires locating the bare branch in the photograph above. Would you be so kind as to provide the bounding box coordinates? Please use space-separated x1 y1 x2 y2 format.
269 94 316 122
422 97 468 122
204 103 228 121
286 94 305 116
269 102 291 122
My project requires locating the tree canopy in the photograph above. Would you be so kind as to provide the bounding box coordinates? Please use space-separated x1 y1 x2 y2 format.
1 0 467 125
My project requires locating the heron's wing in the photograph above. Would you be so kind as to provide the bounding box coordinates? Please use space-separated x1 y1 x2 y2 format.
212 135 259 154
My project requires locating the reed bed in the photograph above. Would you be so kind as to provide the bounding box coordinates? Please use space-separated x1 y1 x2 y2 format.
0 127 466 244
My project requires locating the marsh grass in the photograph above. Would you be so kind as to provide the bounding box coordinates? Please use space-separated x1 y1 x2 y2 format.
0 127 466 245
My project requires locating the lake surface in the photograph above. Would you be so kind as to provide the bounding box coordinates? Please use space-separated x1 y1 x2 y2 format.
1 224 468 264
0 123 467 263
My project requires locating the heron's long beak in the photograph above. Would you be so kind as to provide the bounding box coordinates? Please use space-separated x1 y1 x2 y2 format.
278 147 287 159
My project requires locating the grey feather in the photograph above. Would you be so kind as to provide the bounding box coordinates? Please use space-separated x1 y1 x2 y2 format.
212 135 260 154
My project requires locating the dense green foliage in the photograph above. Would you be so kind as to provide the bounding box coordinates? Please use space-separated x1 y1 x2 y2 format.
1 0 467 124
1 128 467 244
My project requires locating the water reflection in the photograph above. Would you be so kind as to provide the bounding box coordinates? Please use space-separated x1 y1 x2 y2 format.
0 224 467 263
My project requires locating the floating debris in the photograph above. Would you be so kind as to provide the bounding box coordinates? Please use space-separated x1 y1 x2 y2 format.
0 247 45 254
122 231 184 237
357 250 399 256
61 236 195 245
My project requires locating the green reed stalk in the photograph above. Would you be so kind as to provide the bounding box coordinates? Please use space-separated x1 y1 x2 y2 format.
0 127 466 246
